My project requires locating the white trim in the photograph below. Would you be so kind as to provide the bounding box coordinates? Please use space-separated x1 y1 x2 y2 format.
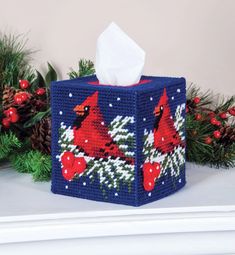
1 205 235 245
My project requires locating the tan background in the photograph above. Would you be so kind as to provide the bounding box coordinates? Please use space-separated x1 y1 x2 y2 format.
0 0 234 94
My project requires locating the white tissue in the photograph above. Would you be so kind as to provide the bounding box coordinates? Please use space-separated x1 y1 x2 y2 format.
95 22 145 86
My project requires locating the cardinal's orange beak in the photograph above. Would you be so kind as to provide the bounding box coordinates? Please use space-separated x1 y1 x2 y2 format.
154 106 161 116
73 105 85 116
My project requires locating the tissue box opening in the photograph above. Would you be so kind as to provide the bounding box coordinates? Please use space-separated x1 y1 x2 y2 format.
88 79 152 87
51 75 186 206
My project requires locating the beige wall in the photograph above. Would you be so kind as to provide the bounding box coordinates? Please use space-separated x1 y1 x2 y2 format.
0 0 234 94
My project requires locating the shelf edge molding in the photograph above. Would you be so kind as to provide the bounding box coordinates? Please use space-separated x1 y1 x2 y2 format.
1 205 235 245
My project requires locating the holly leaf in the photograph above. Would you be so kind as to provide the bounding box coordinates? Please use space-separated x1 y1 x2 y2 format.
45 63 57 87
32 70 45 88
23 108 51 128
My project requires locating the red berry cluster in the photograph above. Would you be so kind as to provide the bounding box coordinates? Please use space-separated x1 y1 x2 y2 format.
17 79 46 102
188 97 235 145
61 151 87 181
205 107 235 143
1 79 47 128
210 117 221 127
2 107 19 128
143 162 161 191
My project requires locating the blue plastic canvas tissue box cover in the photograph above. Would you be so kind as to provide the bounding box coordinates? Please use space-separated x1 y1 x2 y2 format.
51 75 186 206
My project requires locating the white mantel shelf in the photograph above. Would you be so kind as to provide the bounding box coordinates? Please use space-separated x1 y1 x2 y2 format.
0 163 235 255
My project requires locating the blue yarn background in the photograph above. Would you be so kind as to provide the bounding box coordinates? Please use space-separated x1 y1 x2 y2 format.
51 75 186 206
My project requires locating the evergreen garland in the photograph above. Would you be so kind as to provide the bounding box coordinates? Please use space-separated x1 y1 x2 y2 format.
0 34 57 181
186 84 235 168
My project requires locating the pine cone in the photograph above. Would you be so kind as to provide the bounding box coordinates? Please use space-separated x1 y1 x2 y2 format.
219 126 235 145
30 117 51 154
2 85 17 110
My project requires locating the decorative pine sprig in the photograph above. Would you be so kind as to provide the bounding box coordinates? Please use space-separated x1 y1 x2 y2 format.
68 59 95 79
0 131 22 160
9 149 51 181
0 33 34 89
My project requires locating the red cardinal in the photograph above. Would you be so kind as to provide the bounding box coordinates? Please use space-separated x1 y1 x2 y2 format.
73 91 134 164
153 88 184 154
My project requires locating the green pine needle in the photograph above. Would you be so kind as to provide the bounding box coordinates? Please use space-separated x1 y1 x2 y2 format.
0 33 34 88
68 59 95 79
10 150 51 181
0 131 22 160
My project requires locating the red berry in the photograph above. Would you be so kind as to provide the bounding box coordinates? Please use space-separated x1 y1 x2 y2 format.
229 107 235 116
152 162 161 179
143 162 153 177
213 130 221 139
2 118 11 128
215 121 221 126
61 151 75 168
4 107 17 117
19 79 30 89
219 112 227 119
14 93 24 105
205 137 212 144
14 92 29 105
208 112 215 118
143 177 155 192
62 167 75 181
193 97 201 104
195 113 202 121
72 157 87 174
20 92 29 101
210 117 218 125
143 162 161 191
36 88 46 96
10 113 19 123
186 106 189 113
143 162 161 178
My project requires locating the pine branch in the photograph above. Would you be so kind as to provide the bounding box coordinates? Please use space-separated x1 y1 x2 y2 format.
68 59 95 79
0 131 22 160
108 116 135 155
186 84 235 168
0 33 34 88
10 149 51 181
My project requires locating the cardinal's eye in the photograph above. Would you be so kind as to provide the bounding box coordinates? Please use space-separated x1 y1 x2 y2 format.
84 106 89 111
160 106 164 111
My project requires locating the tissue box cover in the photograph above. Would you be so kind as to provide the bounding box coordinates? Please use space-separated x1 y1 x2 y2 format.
51 75 186 206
